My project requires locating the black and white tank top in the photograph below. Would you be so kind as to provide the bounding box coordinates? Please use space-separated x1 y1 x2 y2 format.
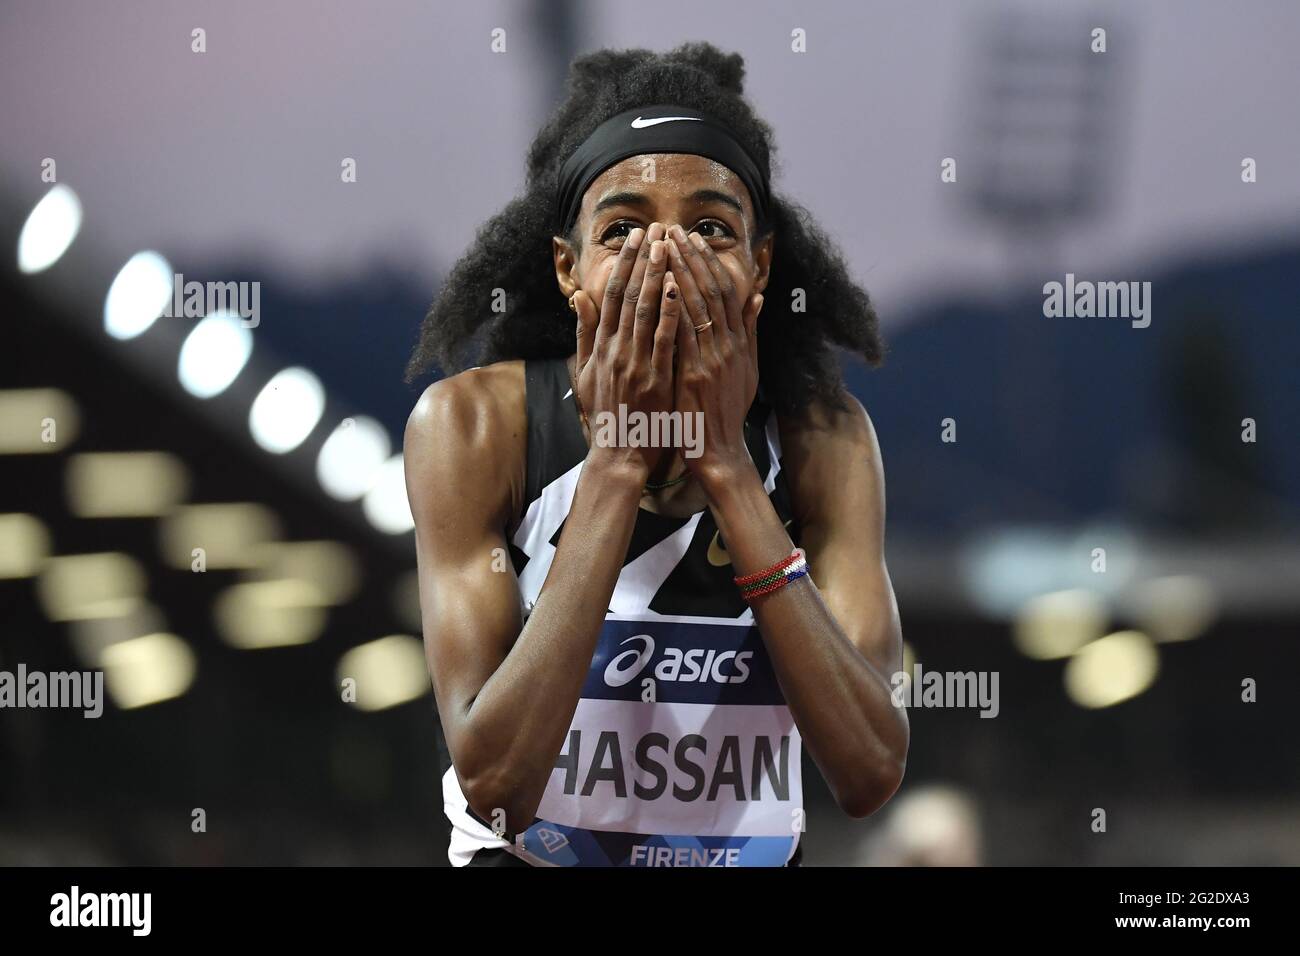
443 357 805 867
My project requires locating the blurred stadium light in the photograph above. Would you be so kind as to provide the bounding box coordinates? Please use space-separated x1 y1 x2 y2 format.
962 9 1126 239
1 185 426 723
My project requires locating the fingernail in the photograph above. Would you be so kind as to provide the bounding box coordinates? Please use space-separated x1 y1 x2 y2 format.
629 227 645 248
690 232 707 250
670 224 688 242
650 240 665 263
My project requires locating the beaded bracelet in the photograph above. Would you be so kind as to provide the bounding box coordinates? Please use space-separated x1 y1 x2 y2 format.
735 547 809 603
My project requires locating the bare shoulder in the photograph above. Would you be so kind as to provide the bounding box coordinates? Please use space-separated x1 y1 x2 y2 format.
404 361 527 528
776 390 885 523
777 391 881 468
405 361 525 449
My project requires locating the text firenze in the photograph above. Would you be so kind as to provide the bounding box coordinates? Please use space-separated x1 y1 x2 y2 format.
630 844 742 867
554 730 792 801
1042 273 1152 328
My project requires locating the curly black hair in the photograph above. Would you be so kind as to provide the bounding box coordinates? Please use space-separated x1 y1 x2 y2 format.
405 42 884 419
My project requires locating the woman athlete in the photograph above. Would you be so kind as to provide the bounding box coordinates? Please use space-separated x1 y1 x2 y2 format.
404 43 908 867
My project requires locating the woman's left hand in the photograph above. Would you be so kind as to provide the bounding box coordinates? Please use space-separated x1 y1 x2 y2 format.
665 224 764 494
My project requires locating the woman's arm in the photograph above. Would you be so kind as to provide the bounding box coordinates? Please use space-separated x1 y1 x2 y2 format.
706 398 909 818
405 371 646 835
664 225 908 817
405 225 681 835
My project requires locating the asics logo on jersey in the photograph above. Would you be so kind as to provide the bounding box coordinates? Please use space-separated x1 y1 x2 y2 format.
604 635 656 687
603 635 754 687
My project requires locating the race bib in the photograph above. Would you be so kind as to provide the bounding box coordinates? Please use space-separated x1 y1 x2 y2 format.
514 614 803 867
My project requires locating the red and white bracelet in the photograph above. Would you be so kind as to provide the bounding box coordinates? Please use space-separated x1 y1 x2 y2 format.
734 547 809 603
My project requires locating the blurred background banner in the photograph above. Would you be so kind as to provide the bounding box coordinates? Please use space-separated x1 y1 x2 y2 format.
1 0 1297 865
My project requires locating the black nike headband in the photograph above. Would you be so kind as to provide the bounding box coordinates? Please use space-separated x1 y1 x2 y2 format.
555 105 771 236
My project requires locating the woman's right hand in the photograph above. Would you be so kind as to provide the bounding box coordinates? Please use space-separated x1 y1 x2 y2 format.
572 221 682 480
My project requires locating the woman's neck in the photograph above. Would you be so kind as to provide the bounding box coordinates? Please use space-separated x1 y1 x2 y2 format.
639 454 709 516
566 354 711 516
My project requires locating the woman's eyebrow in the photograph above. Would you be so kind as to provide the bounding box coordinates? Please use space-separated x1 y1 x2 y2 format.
592 190 649 214
591 187 745 217
687 188 744 215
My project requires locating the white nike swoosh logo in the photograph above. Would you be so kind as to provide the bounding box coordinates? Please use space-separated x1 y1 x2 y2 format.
630 116 703 129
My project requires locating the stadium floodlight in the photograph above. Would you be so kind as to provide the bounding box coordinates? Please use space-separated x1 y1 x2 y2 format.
248 367 325 454
104 251 173 340
17 184 83 274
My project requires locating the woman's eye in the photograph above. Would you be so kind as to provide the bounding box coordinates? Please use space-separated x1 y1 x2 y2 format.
600 221 636 243
691 219 735 240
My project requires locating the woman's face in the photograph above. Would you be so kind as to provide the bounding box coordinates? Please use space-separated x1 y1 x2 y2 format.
553 152 773 311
